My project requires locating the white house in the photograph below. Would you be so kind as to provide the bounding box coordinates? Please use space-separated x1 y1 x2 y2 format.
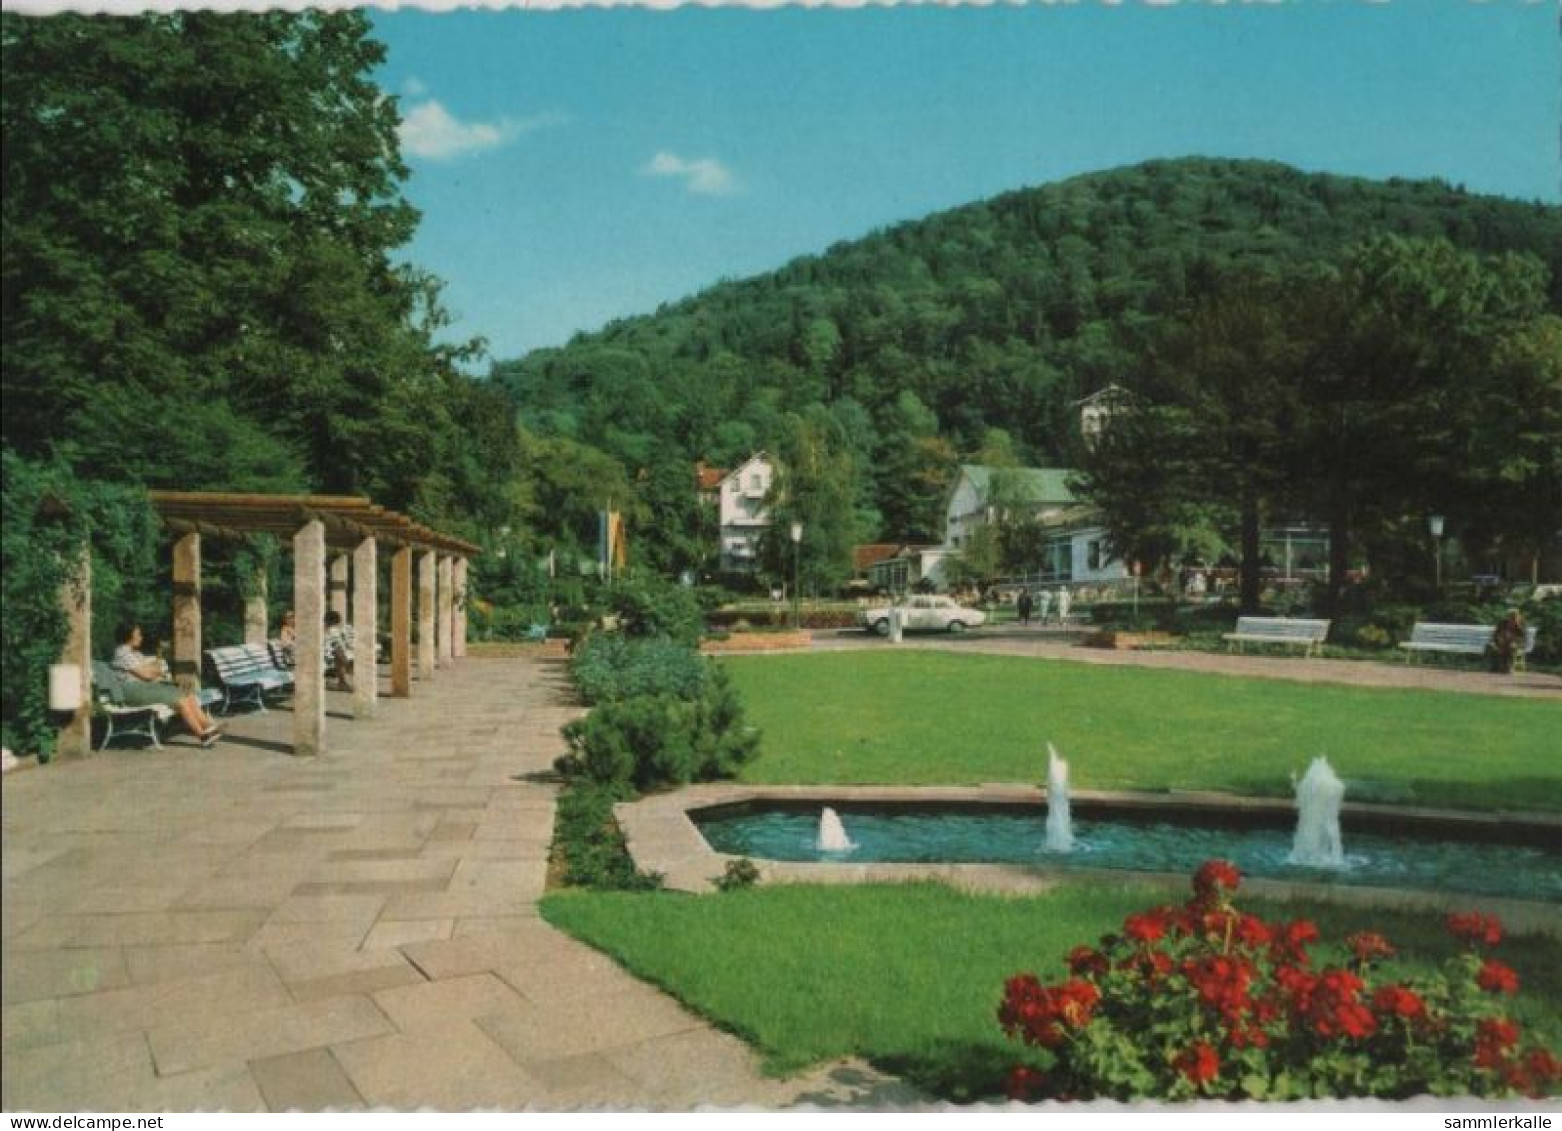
717 453 775 573
943 464 1127 585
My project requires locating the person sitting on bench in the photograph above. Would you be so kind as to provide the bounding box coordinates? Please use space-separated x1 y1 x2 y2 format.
112 622 223 747
325 610 354 692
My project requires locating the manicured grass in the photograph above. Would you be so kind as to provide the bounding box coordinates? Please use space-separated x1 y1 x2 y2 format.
541 882 1562 1100
722 652 1562 811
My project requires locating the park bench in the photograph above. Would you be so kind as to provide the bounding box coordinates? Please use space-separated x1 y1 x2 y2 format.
91 661 171 750
206 642 294 714
1222 616 1331 657
1398 622 1539 671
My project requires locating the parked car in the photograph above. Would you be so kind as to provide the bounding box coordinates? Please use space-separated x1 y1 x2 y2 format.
858 595 987 635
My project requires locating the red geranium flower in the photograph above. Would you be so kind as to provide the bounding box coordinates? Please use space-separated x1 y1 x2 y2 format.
1124 910 1168 945
1067 945 1109 978
1477 959 1520 995
1234 913 1273 950
1006 1065 1047 1101
1371 984 1426 1021
1347 931 1396 964
1193 859 1242 902
1523 1049 1561 1087
1173 1041 1220 1087
1446 911 1504 949
1476 1017 1521 1050
1273 919 1320 965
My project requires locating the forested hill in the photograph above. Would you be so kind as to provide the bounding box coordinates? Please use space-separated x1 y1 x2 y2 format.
494 158 1561 478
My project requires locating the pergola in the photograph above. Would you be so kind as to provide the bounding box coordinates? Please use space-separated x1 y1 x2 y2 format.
56 492 480 759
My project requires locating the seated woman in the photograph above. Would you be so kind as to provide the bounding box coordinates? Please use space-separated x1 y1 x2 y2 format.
1489 609 1528 674
112 622 223 747
275 610 298 669
325 610 354 692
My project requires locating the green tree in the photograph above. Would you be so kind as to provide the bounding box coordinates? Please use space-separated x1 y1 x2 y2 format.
762 406 864 594
874 391 957 542
2 11 485 507
1294 238 1553 608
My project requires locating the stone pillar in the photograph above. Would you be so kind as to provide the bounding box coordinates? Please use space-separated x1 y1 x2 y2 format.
56 547 93 759
391 545 412 698
453 557 469 659
352 535 378 719
171 533 202 694
437 554 454 667
329 554 350 622
243 565 269 647
417 549 436 681
293 519 326 757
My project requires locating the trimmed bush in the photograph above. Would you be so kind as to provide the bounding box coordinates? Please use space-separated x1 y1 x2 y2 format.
551 780 662 891
468 602 551 642
559 660 759 791
569 634 710 705
604 576 704 646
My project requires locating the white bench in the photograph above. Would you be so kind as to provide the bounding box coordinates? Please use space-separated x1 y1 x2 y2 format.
1399 622 1538 670
207 643 294 714
91 661 173 749
1223 616 1331 657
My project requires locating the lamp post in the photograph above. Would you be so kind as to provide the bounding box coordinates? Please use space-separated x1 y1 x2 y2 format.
1428 514 1445 591
789 521 803 631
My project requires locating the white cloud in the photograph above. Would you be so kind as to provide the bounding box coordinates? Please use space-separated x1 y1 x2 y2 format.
399 100 564 162
642 151 738 197
402 77 429 98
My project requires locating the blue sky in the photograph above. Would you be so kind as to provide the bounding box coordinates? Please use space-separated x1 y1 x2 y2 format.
369 2 1559 366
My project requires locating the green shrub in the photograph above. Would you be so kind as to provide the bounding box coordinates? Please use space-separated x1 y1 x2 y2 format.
1355 624 1392 649
558 662 759 790
550 780 662 891
1522 599 1561 666
714 857 762 892
706 605 859 630
1 454 159 761
569 634 710 705
1090 600 1178 632
604 576 704 645
468 602 551 642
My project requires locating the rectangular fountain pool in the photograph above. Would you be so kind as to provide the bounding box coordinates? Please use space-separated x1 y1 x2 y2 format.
691 801 1562 904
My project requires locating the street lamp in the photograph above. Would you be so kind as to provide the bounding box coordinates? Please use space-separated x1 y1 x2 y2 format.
790 521 803 631
1428 514 1445 591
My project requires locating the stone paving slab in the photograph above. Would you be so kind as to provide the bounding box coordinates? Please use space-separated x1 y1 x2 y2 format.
328 1021 543 1110
3 656 909 1111
250 1048 366 1111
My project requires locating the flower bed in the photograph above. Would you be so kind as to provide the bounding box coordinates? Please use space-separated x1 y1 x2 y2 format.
701 631 813 653
1000 860 1559 1101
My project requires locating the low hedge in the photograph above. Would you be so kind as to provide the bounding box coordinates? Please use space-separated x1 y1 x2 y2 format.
560 627 761 792
706 606 858 630
559 666 758 790
569 634 709 705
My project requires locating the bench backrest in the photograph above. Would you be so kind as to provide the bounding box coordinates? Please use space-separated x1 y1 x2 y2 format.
207 643 284 683
1408 622 1539 652
1233 617 1331 641
1407 623 1492 650
91 660 129 706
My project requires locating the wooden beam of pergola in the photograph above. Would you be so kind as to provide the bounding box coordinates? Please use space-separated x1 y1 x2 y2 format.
144 491 478 757
149 492 482 556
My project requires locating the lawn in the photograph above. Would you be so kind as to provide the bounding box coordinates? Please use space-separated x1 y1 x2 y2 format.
541 882 1562 1101
722 652 1562 811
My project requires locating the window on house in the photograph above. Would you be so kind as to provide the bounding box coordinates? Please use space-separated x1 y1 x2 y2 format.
1088 540 1102 571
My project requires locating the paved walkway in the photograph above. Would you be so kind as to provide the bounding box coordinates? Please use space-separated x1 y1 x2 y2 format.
803 628 1562 700
2 659 911 1112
